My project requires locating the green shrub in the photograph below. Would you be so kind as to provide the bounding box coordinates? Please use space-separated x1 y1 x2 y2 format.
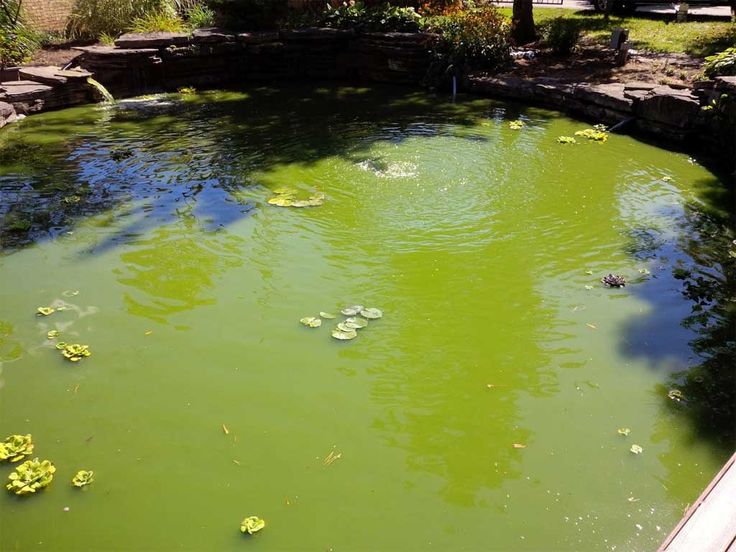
319 2 421 32
186 4 216 28
541 17 580 55
67 0 177 39
704 47 736 78
0 0 39 69
130 11 188 32
425 6 511 82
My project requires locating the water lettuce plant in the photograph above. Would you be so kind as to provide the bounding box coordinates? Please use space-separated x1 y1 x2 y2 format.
6 458 55 495
630 444 643 455
59 343 92 362
509 120 524 130
557 136 576 144
72 470 94 487
36 307 55 316
240 516 265 535
0 434 34 463
574 125 608 142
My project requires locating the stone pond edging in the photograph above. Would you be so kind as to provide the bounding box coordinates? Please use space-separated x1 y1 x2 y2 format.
0 28 734 174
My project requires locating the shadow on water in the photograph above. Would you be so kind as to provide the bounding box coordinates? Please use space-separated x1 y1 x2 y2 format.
619 172 736 453
0 84 559 255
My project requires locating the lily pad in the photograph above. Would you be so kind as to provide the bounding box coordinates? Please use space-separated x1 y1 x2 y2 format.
47 330 60 339
319 312 336 319
344 317 368 329
36 307 55 316
267 196 295 207
617 428 631 436
667 389 684 402
630 444 643 455
331 329 358 341
360 308 383 320
340 306 361 316
241 516 266 535
336 322 355 332
71 470 94 488
300 317 322 328
6 458 55 495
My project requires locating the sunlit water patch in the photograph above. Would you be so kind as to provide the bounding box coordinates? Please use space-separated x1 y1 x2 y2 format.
0 85 732 551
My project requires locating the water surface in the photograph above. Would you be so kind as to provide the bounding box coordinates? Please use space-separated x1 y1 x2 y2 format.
0 85 732 551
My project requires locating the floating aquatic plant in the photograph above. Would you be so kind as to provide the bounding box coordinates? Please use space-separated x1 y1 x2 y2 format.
0 434 34 463
6 458 55 495
359 308 383 320
509 120 525 130
332 329 358 341
240 516 265 535
340 305 363 316
630 444 643 455
61 344 91 362
36 307 55 316
178 86 196 95
557 136 576 144
667 389 684 402
71 470 94 488
267 189 324 208
617 428 631 436
47 330 60 339
574 127 608 142
300 317 322 328
601 274 626 287
344 317 368 329
319 312 336 319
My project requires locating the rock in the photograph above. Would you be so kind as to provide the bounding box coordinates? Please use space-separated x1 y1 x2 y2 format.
1 80 53 102
17 67 90 86
115 32 190 49
191 28 236 44
0 101 16 127
280 27 354 41
637 88 701 129
237 31 279 44
573 83 633 113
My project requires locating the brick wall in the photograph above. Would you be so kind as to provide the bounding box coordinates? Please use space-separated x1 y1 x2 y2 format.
23 0 75 32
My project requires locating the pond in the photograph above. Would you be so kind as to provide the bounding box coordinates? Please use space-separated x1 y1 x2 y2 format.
0 85 733 551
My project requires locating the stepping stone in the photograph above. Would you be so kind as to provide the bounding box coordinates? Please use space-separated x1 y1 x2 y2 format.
0 80 53 102
18 66 90 86
114 32 190 49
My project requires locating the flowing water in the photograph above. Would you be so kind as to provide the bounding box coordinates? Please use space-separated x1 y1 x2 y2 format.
0 85 732 551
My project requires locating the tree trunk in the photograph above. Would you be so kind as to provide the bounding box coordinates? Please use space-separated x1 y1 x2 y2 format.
511 0 535 45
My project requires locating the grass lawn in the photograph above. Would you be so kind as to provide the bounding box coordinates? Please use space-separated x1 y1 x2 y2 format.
496 7 736 56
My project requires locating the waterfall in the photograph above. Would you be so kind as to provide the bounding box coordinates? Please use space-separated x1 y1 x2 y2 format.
87 77 115 103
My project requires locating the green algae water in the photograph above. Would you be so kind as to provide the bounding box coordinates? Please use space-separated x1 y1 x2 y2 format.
0 85 733 551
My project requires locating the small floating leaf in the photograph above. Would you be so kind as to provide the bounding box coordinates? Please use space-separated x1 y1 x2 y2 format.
336 322 354 332
62 290 79 297
36 307 55 316
662 176 672 182
268 196 295 207
509 120 525 130
360 308 382 320
344 317 368 329
341 307 360 316
319 312 336 319
222 424 230 435
617 428 631 436
584 285 594 290
46 330 59 339
71 470 94 487
300 317 322 328
630 444 643 455
557 136 576 144
240 516 265 535
512 443 526 449
575 128 608 142
667 389 684 402
6 458 55 495
331 329 358 341
290 199 312 208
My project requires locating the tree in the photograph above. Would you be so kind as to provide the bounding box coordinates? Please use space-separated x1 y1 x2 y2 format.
511 0 535 45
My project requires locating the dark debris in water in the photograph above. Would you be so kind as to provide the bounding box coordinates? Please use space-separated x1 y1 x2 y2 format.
601 274 626 287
